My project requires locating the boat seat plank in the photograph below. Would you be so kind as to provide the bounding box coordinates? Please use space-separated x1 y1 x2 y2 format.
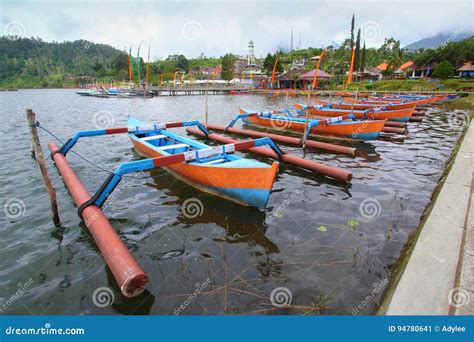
202 158 226 165
158 143 189 151
142 134 167 141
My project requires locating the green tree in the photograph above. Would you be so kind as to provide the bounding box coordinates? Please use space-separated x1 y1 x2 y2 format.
221 53 236 80
350 14 355 50
111 53 129 79
359 41 366 73
432 60 454 79
354 28 361 72
262 53 283 76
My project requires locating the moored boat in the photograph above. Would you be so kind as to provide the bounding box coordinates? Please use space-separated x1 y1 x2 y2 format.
237 108 386 141
294 103 414 122
128 117 279 208
317 99 417 111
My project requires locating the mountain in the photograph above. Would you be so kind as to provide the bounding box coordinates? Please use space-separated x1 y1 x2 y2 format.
0 37 125 87
403 31 473 51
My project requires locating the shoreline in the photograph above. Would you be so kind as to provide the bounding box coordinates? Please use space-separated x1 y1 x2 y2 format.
379 114 473 314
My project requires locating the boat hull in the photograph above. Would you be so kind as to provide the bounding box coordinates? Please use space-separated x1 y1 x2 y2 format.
129 130 278 209
336 99 417 110
294 103 414 122
239 109 385 141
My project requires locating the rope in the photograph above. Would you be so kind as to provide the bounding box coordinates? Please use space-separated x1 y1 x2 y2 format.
34 122 171 180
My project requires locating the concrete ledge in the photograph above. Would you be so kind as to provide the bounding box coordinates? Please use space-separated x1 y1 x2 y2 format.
385 121 473 315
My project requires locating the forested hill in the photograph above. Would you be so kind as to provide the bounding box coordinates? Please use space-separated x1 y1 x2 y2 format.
0 37 124 87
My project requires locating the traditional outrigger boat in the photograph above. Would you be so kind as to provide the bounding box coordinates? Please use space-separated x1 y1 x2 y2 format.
294 103 414 122
367 94 447 106
231 108 386 141
52 117 283 209
316 99 417 111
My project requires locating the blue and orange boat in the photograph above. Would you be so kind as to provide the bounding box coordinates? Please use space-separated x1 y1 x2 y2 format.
233 108 386 141
294 102 414 122
53 117 282 209
127 117 279 208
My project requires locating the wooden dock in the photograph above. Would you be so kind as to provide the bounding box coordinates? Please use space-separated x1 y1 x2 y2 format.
147 86 249 96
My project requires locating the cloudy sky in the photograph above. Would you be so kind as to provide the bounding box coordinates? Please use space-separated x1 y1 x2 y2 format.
1 0 472 59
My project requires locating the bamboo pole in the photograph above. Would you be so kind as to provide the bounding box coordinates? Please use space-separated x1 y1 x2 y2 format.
302 92 312 148
26 109 60 227
205 90 209 127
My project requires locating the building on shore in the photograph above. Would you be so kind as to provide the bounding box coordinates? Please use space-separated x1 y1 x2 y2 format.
234 40 263 80
457 62 474 78
276 69 307 89
297 69 333 89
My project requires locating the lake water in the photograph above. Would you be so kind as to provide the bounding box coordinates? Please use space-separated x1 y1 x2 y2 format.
0 89 469 315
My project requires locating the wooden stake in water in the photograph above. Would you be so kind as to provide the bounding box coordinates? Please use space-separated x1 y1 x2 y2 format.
26 109 60 227
205 90 209 127
302 91 312 148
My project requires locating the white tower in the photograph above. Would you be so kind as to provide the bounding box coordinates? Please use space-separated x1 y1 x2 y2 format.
247 40 255 65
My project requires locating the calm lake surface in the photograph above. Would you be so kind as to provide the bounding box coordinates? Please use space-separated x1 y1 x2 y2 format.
0 89 469 315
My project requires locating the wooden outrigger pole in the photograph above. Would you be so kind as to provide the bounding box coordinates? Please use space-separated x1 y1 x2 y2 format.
47 119 285 296
270 54 280 89
311 49 326 90
346 47 355 87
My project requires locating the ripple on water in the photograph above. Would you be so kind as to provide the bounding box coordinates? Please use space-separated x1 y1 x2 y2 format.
0 90 469 315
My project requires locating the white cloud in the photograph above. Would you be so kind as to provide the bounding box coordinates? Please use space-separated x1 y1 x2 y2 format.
1 0 472 57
